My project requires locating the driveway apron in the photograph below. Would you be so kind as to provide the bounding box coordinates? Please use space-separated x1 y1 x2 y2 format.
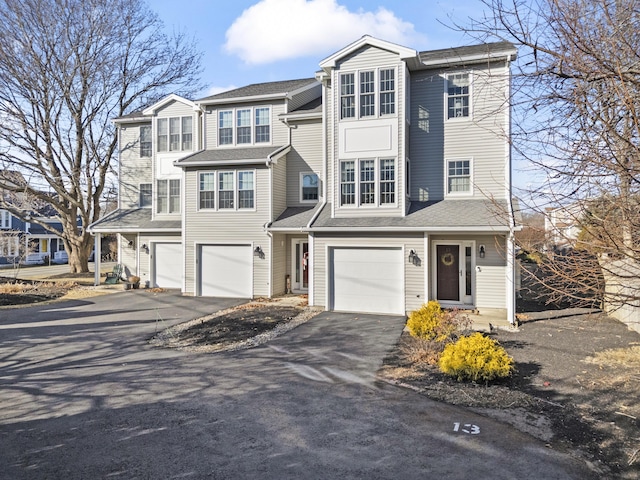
0 294 597 479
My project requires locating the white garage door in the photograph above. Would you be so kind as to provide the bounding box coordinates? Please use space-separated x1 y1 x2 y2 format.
153 243 183 289
198 245 252 298
331 247 404 315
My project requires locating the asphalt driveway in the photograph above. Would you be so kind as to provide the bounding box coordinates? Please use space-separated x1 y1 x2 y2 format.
0 291 596 479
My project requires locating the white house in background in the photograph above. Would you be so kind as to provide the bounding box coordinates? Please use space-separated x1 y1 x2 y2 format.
90 36 520 323
545 203 584 249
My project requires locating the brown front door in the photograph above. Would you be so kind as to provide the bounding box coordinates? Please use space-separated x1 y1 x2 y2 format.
437 244 459 301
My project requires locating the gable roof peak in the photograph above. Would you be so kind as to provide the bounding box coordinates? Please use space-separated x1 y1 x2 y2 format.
142 93 197 116
319 35 418 71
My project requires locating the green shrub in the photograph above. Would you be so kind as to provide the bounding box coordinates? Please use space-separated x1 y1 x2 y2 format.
406 301 469 342
438 332 514 383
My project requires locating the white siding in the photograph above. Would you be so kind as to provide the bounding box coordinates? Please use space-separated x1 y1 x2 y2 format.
271 233 287 296
119 122 152 209
272 157 287 219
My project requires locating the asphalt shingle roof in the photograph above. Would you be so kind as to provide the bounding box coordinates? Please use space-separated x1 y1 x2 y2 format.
175 146 286 166
270 204 323 229
198 78 318 102
89 209 181 232
418 41 516 65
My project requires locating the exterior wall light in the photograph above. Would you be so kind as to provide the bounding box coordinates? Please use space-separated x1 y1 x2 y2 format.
141 243 149 254
479 245 486 258
408 249 421 266
254 246 264 259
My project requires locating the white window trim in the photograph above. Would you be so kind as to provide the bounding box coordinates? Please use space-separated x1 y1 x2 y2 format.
445 158 474 197
0 210 11 229
338 157 398 208
156 115 194 153
445 71 473 122
338 66 398 121
299 172 319 204
139 183 153 208
216 107 272 147
197 169 257 212
156 178 181 215
139 125 152 157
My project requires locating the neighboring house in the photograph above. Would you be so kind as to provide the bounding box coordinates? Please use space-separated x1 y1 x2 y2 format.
544 203 584 250
0 209 67 265
90 36 520 323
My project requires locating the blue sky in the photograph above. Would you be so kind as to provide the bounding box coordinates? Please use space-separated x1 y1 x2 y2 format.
151 0 490 96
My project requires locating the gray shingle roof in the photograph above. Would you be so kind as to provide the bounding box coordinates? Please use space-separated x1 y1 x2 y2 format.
288 97 322 115
89 209 181 232
419 41 516 66
311 199 512 230
175 146 286 166
198 78 318 102
269 204 323 229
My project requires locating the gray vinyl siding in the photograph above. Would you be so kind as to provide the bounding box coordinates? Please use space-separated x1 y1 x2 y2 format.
157 100 194 118
272 157 287 220
312 233 424 314
286 119 323 206
119 122 152 209
325 81 335 205
409 62 509 202
204 101 287 149
288 83 321 112
271 233 287 295
330 45 407 218
119 233 137 278
117 233 181 289
183 166 271 296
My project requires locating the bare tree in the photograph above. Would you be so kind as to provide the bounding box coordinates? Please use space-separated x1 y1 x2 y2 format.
455 0 640 308
0 0 202 273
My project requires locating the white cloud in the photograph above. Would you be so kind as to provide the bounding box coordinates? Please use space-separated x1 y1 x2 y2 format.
205 85 238 96
224 0 424 65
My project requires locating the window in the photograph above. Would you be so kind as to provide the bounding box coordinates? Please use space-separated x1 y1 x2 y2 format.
199 173 215 209
157 118 168 152
139 183 152 208
340 159 396 207
300 173 319 202
237 109 251 144
157 179 180 214
218 172 235 209
447 159 471 194
169 117 180 151
340 68 396 119
182 117 192 150
360 159 375 204
219 111 233 145
447 73 470 119
238 171 254 209
340 73 355 119
255 108 270 143
380 159 395 204
0 210 10 229
360 71 375 117
158 116 193 152
140 125 152 157
380 69 395 115
340 161 355 205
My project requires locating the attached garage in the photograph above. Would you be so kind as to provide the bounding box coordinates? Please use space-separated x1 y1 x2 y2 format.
198 244 252 298
329 247 404 315
152 242 183 289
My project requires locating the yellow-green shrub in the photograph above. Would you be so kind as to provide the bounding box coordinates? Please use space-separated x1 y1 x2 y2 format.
406 301 464 342
438 332 514 383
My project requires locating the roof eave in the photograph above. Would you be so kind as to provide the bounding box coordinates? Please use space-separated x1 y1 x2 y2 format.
420 49 517 68
197 92 286 106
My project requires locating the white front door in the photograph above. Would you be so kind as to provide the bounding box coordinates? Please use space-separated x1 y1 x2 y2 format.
291 239 309 292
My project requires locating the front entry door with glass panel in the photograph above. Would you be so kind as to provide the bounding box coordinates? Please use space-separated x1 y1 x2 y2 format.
292 240 309 292
435 242 474 306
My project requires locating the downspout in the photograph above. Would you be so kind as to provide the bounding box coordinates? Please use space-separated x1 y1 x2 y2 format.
505 56 516 325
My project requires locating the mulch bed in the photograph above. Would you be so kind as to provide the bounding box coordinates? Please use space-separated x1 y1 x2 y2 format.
0 276 75 306
379 311 640 479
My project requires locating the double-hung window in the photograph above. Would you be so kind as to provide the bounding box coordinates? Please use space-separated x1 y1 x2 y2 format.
340 68 396 119
140 125 152 157
157 179 180 214
238 171 254 209
340 73 355 119
447 159 472 194
255 108 270 143
199 173 215 209
0 210 11 229
447 73 470 119
300 173 319 202
218 172 235 209
219 111 233 145
236 109 251 144
157 116 193 152
139 183 152 208
340 159 396 207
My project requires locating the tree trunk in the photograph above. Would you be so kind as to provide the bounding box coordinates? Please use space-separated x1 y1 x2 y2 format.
67 243 90 274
